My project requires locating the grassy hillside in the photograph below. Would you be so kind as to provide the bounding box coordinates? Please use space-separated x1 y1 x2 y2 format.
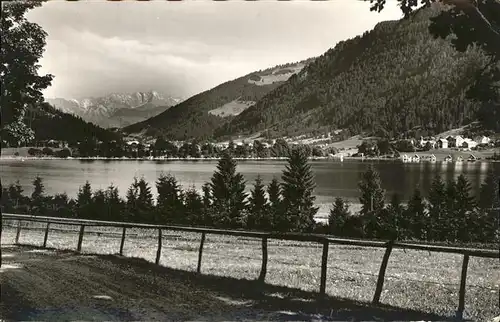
215 6 493 140
123 60 314 141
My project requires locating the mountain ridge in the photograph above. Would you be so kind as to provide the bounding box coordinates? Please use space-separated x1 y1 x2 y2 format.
46 91 183 129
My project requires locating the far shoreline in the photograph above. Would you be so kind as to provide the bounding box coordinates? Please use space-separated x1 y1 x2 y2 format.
1 155 499 163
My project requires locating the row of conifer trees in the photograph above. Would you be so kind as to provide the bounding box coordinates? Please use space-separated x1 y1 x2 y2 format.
2 149 499 243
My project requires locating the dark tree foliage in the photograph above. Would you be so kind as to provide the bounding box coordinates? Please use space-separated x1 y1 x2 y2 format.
454 174 478 242
30 176 48 216
76 181 93 219
385 193 405 240
156 173 184 224
1 181 29 214
280 149 319 232
328 197 351 236
477 169 500 241
210 152 248 228
103 185 124 222
443 179 459 240
136 177 154 223
91 189 107 219
368 0 500 132
358 166 387 238
183 187 204 226
405 187 427 240
427 174 448 241
201 182 213 226
271 139 290 158
358 165 385 215
1 0 54 146
478 168 500 209
51 192 73 218
31 176 44 200
267 177 282 230
247 176 270 230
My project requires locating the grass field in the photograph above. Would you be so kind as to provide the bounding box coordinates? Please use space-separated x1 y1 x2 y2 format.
2 221 499 321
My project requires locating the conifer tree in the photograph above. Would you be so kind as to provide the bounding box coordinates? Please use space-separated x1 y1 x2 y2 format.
247 176 270 230
280 148 318 232
184 186 204 225
6 181 25 211
443 179 458 241
358 165 385 238
455 174 477 242
478 168 500 210
126 177 140 222
386 193 405 240
137 177 154 223
267 177 282 231
210 152 247 228
201 182 213 226
104 184 124 221
328 197 350 237
76 181 93 219
477 169 499 242
31 176 44 201
405 187 427 240
92 189 107 220
358 166 385 215
31 176 47 216
427 174 447 241
156 173 184 224
52 193 72 218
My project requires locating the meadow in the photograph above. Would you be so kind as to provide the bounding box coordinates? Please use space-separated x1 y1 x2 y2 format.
2 221 499 321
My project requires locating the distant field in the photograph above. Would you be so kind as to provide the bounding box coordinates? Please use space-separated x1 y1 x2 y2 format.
248 65 305 86
208 99 255 117
2 223 499 321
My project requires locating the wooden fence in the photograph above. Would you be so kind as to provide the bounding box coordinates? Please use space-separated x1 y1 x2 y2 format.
2 213 499 320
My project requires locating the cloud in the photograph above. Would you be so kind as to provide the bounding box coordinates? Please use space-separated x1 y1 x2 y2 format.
26 0 403 99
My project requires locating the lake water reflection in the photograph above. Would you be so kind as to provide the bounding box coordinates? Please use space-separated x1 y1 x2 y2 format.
2 159 498 209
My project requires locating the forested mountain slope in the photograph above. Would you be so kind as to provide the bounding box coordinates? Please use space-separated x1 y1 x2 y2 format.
123 60 314 141
25 103 121 144
215 6 492 139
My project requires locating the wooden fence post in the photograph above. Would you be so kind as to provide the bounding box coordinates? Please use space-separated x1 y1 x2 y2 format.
119 227 126 256
43 223 50 248
155 228 162 265
77 225 85 252
15 220 22 244
319 240 329 295
197 232 206 273
373 240 394 305
456 254 470 320
258 237 268 282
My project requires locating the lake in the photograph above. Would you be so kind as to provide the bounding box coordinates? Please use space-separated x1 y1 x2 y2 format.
2 159 499 216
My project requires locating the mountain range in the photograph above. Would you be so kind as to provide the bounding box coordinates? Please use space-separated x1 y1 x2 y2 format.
46 91 183 129
123 5 493 142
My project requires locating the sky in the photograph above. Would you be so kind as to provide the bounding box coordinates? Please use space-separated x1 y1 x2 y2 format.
27 0 404 100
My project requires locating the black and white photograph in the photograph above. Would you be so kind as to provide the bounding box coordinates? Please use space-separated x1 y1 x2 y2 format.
1 0 499 320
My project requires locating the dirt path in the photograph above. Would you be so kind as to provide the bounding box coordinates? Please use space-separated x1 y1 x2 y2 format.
1 245 458 321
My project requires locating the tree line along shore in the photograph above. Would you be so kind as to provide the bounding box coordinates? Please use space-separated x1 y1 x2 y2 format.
2 149 499 245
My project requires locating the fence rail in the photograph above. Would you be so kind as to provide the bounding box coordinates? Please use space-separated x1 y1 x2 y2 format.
2 213 499 320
